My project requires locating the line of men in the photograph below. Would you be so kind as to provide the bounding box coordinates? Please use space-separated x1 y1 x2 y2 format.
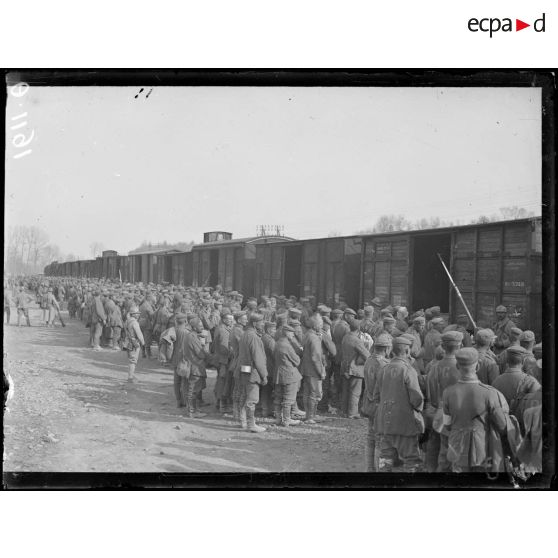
6 276 544 473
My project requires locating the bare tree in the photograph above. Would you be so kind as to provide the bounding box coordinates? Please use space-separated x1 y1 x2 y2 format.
499 206 536 220
90 241 105 258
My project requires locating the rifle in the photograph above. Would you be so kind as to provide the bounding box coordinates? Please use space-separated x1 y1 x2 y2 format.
436 253 477 330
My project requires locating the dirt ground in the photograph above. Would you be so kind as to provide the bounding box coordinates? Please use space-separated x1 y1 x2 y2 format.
3 303 367 475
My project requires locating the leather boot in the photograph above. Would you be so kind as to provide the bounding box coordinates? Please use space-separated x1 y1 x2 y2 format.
292 401 306 419
192 397 207 419
282 404 300 426
274 404 283 425
238 406 248 430
305 398 316 424
127 364 138 383
247 407 266 433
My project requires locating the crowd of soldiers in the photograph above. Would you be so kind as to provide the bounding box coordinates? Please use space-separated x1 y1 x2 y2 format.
4 275 544 474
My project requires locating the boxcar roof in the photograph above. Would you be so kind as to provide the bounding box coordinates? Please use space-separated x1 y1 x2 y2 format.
192 235 296 250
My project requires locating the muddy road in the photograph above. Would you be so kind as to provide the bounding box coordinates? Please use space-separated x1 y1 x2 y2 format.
3 303 367 476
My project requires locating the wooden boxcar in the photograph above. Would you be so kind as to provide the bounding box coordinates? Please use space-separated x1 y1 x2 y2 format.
170 252 193 286
254 236 362 308
360 217 542 335
192 235 293 294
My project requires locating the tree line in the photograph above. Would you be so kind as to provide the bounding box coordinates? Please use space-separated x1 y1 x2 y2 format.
346 206 537 235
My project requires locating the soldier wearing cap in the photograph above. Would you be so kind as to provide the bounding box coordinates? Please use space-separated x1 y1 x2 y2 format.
331 309 350 408
496 326 523 373
230 310 249 419
259 321 277 418
236 313 269 433
105 292 124 350
363 333 392 471
376 316 402 343
15 286 32 327
213 312 234 414
46 287 61 327
124 305 145 383
519 330 540 376
273 325 302 427
492 305 516 354
301 315 326 424
90 289 107 351
474 329 500 385
153 296 172 348
372 335 424 472
317 315 337 413
408 316 425 371
422 317 445 368
183 318 210 418
492 345 541 426
442 348 508 473
341 318 371 419
424 330 463 472
395 306 409 333
171 313 189 408
360 306 380 338
138 294 156 357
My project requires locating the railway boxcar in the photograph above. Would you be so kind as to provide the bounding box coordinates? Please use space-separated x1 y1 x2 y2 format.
192 232 293 294
254 236 362 308
171 252 193 286
360 217 542 336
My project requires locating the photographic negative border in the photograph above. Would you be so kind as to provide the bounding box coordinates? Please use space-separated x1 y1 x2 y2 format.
2 69 556 489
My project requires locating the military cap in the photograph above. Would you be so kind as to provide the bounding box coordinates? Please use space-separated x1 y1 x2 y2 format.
392 336 412 346
442 330 464 344
175 313 188 322
383 316 396 324
375 333 392 347
413 310 425 318
229 290 238 296
519 330 535 343
289 307 302 316
370 297 382 307
510 327 523 337
401 333 416 344
413 316 426 324
431 306 441 314
495 305 507 313
431 317 445 326
246 300 258 308
455 348 479 366
129 305 140 314
533 343 542 358
249 313 264 323
344 308 357 316
318 305 332 314
220 310 233 318
233 310 247 319
363 306 374 314
475 328 495 344
189 317 202 328
282 324 295 333
507 345 528 356
380 308 393 317
331 308 343 317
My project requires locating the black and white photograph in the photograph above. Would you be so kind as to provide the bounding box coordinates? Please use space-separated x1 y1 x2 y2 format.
2 71 555 488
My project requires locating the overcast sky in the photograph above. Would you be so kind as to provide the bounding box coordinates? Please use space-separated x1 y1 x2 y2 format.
5 86 541 259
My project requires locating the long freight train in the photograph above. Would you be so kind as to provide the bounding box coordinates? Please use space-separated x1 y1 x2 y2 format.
44 217 543 336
